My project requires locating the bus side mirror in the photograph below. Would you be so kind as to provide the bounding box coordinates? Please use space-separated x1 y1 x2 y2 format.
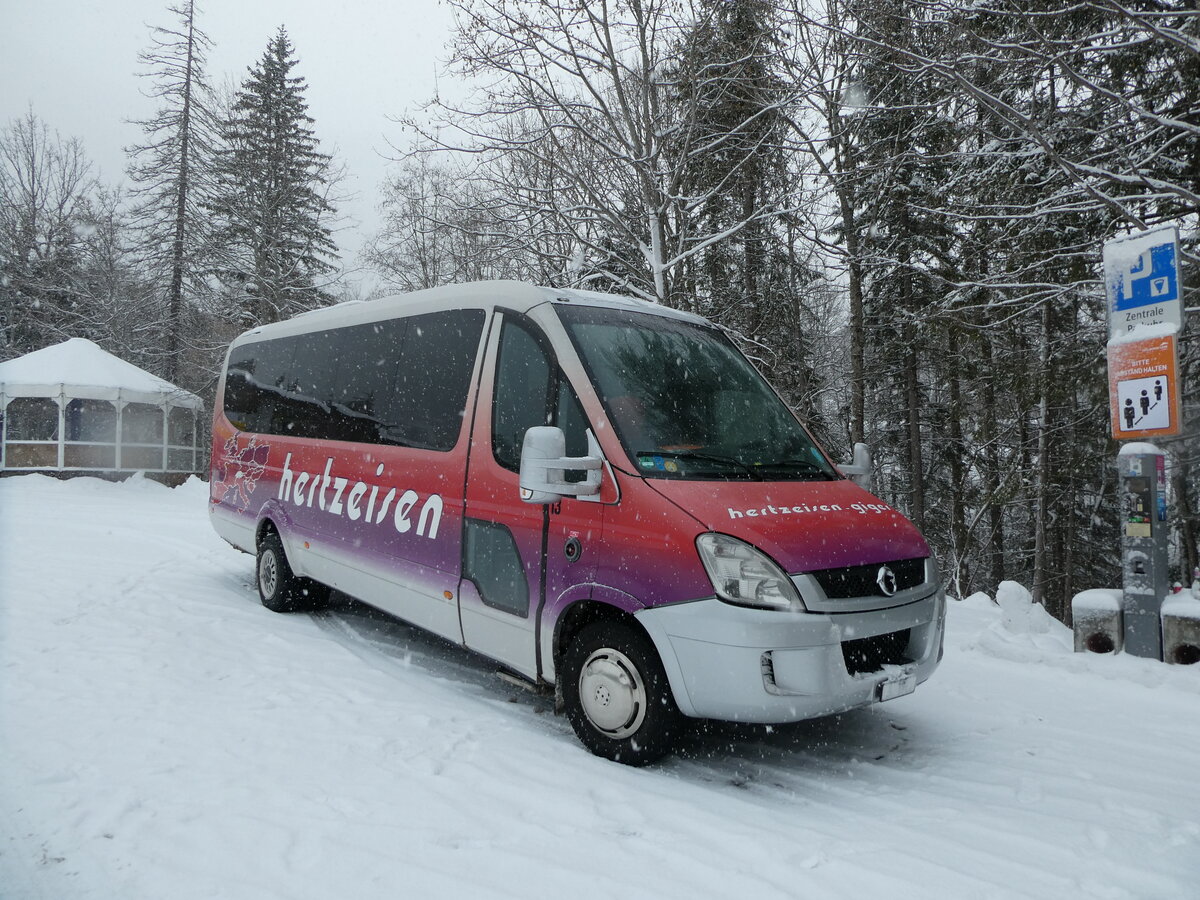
519 426 603 504
837 442 873 490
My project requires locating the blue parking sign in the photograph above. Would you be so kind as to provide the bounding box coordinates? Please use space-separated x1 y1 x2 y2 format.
1112 242 1178 310
1104 225 1183 337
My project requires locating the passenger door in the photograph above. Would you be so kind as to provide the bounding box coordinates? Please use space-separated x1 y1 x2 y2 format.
459 311 600 680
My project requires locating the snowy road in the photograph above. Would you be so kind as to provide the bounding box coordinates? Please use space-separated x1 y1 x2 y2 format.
2 475 1198 899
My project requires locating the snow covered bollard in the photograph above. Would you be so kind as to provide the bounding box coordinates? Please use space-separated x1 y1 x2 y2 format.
1071 589 1124 655
1161 592 1200 665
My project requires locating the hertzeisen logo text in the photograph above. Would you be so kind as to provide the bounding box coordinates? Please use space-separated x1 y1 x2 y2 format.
277 452 443 539
728 501 893 520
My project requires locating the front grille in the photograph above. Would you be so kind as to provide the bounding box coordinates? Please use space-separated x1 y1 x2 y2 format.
843 629 912 675
809 558 926 599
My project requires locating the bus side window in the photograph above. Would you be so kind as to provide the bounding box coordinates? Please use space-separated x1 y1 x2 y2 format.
388 310 485 451
259 337 300 436
322 320 406 444
223 311 484 450
556 379 590 482
492 315 591 477
289 332 338 439
492 319 551 472
223 345 260 431
223 339 295 434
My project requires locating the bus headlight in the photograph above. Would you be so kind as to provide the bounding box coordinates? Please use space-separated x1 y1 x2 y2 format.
696 533 806 612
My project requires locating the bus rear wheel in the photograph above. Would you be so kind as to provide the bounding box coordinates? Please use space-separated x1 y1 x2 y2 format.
562 620 681 766
256 530 329 613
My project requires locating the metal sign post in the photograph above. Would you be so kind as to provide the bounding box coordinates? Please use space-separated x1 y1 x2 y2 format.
1103 225 1187 661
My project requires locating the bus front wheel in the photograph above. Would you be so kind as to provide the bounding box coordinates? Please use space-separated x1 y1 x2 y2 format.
562 620 681 766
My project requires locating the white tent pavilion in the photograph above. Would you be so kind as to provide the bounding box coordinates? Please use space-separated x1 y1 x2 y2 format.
0 339 203 481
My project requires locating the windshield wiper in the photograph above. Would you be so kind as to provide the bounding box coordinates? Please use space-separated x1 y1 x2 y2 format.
636 449 762 480
750 458 835 480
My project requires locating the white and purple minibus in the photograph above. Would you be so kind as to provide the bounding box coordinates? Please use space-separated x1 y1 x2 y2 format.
210 281 945 764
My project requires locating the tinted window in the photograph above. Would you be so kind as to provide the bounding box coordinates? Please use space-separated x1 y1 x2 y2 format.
491 316 591 474
288 331 338 439
224 339 296 434
492 319 552 471
221 310 483 452
254 337 298 436
556 378 590 482
386 311 484 451
329 319 407 444
222 345 260 432
558 380 589 454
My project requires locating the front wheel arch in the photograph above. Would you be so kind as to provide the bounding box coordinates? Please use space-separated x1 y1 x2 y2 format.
553 599 631 676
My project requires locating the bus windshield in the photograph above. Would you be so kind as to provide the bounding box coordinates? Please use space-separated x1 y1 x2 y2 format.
556 304 836 481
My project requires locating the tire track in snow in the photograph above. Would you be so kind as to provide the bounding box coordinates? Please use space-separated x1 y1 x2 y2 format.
306 595 567 741
298 601 1099 896
294 589 1198 898
666 691 1198 897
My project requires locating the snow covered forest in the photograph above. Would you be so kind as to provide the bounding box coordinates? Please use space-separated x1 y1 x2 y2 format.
2 0 1198 617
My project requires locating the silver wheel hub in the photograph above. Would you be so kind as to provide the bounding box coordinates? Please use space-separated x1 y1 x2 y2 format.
578 648 646 739
258 548 278 598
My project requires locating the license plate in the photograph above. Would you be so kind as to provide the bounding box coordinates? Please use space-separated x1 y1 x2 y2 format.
877 671 917 702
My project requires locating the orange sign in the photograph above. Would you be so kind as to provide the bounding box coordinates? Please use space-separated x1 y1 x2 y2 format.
1107 331 1181 440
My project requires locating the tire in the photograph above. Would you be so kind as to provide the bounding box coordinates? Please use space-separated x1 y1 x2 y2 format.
562 620 682 765
256 530 330 613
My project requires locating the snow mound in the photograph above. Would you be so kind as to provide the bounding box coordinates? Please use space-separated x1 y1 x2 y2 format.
959 591 994 609
954 581 1074 664
996 580 1062 636
951 584 1200 693
118 470 171 492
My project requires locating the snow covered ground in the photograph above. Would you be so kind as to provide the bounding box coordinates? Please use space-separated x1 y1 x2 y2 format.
2 474 1198 900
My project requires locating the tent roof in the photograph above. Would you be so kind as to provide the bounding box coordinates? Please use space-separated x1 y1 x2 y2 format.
0 339 203 408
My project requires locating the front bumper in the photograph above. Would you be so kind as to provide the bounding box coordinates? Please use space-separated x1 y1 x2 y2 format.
635 589 945 723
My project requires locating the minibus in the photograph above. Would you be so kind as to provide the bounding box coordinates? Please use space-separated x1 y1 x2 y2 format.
210 281 945 764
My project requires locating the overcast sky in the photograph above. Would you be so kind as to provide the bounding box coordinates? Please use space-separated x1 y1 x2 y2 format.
0 0 458 292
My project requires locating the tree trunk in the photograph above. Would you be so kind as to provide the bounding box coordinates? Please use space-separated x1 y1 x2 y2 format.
165 0 198 384
838 191 865 447
1032 300 1053 612
902 318 925 532
947 325 967 595
980 315 1005 591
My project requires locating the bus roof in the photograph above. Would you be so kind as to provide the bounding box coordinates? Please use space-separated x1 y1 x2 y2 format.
229 280 708 348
